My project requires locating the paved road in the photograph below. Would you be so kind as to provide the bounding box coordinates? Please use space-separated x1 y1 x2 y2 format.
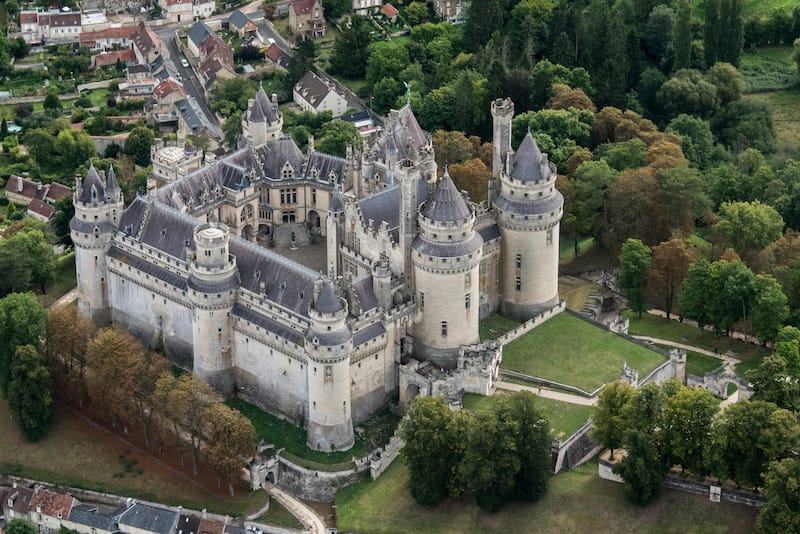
268 486 326 534
495 381 598 406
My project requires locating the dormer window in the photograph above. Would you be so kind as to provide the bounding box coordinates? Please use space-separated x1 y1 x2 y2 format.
281 161 294 179
309 166 318 179
328 170 337 183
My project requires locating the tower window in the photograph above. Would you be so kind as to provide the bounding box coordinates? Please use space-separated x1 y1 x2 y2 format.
464 272 471 289
419 291 424 310
515 253 522 269
515 276 521 292
441 321 447 337
547 228 553 245
465 293 470 309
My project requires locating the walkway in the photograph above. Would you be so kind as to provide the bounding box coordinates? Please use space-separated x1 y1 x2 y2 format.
630 336 741 367
51 287 78 309
268 487 326 534
495 381 598 406
645 308 763 346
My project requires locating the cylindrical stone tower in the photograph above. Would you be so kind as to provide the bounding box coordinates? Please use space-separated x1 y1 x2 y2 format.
412 171 483 369
71 163 123 324
188 222 238 395
494 131 564 321
305 279 355 451
491 98 514 180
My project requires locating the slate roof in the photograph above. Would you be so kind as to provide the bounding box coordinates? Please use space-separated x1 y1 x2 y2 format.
228 9 253 29
371 104 427 162
78 164 106 203
412 233 483 258
116 503 178 534
5 487 34 515
177 514 201 534
421 171 471 222
478 223 500 242
493 189 564 216
357 178 428 242
187 22 214 47
351 274 378 312
110 246 189 290
294 71 331 108
305 151 346 184
353 322 386 346
132 22 159 55
176 98 209 136
314 281 342 313
510 131 554 183
248 85 280 125
69 503 124 531
231 304 305 344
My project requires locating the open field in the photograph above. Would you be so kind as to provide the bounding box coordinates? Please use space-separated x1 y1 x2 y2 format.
254 498 304 530
335 457 757 534
559 242 615 274
0 400 267 516
740 46 798 92
228 398 399 468
462 390 592 437
690 0 797 18
623 312 770 379
744 88 800 149
502 313 665 393
559 236 593 263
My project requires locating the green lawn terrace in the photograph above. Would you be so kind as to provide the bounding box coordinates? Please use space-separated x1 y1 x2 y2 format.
462 391 593 439
334 457 757 534
499 312 667 394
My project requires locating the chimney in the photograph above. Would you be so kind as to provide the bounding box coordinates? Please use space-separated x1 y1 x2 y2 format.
313 278 323 303
271 93 278 108
16 176 22 193
307 135 314 155
37 182 42 191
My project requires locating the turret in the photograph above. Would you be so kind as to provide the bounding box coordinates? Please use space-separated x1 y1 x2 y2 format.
397 159 423 293
187 223 238 395
305 278 354 451
491 98 514 180
371 254 392 312
242 85 284 147
411 170 483 368
71 163 124 323
494 131 563 320
326 185 344 279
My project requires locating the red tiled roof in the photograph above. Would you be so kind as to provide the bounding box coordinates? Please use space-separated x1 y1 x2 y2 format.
154 78 187 99
381 3 398 17
291 0 318 15
81 25 137 43
46 181 71 202
29 488 76 518
20 12 38 24
28 198 55 219
50 13 81 26
93 49 137 67
197 519 225 534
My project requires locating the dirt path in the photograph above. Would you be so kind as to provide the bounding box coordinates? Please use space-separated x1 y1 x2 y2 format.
495 381 598 406
631 336 741 368
268 487 326 534
51 287 78 309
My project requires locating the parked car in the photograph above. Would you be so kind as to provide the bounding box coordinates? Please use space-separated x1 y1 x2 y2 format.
181 58 189 68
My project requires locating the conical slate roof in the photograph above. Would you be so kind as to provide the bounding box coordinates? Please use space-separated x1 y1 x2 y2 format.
105 165 120 198
314 281 342 313
249 85 279 124
422 170 471 222
510 131 544 182
78 163 106 203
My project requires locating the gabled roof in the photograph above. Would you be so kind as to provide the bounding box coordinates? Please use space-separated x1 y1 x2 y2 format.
5 175 47 201
265 44 290 67
187 22 214 47
197 518 225 534
116 502 178 534
28 198 54 219
421 170 471 222
510 131 549 182
20 11 38 24
5 487 34 515
248 85 280 125
81 25 137 43
381 3 398 17
154 78 187 99
294 71 337 108
177 514 201 534
132 21 160 55
93 49 137 67
29 488 76 519
49 12 81 26
291 0 320 15
228 9 254 29
69 503 123 531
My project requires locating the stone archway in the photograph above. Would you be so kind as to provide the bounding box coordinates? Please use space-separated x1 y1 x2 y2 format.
241 224 256 242
308 210 321 235
401 383 420 406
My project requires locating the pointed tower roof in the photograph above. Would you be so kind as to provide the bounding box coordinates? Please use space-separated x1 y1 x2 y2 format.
422 169 471 222
397 103 427 150
78 163 106 203
510 131 545 182
249 85 279 124
328 184 344 213
314 280 342 313
105 164 120 199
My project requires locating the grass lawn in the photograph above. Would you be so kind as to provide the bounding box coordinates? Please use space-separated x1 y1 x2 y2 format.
0 400 268 516
744 88 800 149
255 497 303 529
740 46 798 92
560 242 615 275
685 350 725 377
228 398 399 468
558 236 593 263
478 314 519 341
502 313 665 393
623 312 770 380
38 252 76 307
335 457 757 534
462 390 592 437
690 0 796 18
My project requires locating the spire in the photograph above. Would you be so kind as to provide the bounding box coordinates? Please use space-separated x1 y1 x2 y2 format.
105 165 120 199
422 169 471 222
313 279 342 313
510 131 545 182
78 162 106 204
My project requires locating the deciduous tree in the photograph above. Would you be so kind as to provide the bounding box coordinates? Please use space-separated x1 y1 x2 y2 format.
124 126 154 167
45 306 96 404
661 386 717 475
0 292 47 395
648 239 693 319
713 201 784 265
758 458 800 533
751 274 789 345
592 381 635 460
613 429 667 505
204 403 257 496
8 344 53 441
618 239 652 316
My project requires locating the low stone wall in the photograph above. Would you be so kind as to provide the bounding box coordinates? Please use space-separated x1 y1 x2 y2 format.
551 419 599 473
494 300 566 346
638 358 675 387
598 459 767 507
370 432 404 479
275 455 367 502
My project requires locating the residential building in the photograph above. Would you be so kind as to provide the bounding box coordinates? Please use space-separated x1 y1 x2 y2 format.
131 22 164 68
289 0 325 38
28 488 77 533
228 10 258 39
186 22 214 59
293 71 348 117
159 0 192 23
5 175 71 221
152 78 189 123
16 9 82 44
433 0 464 23
80 25 138 51
115 502 178 534
264 44 290 68
351 0 381 15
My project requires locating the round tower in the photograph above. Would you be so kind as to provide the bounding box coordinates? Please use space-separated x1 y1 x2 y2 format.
491 98 514 180
412 170 483 369
305 279 354 451
71 163 123 324
326 185 344 279
494 132 564 321
188 223 238 395
242 86 284 147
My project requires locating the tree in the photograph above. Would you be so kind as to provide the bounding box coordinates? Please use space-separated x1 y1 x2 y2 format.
449 158 491 203
747 335 800 411
618 239 652 317
366 41 410 88
463 0 504 52
644 5 675 65
758 458 800 533
6 519 36 534
661 386 717 475
571 160 616 245
209 78 258 115
330 15 372 78
24 128 56 169
657 69 719 120
432 130 473 168
793 38 800 74
55 129 96 174
705 63 744 107
673 0 692 70
592 381 635 460
718 0 743 67
316 120 361 158
405 2 429 25
465 408 519 512
204 403 257 496
0 225 56 294
7 344 53 441
666 115 714 169
704 0 721 67
613 430 667 506
124 126 154 167
371 77 404 115
45 306 96 404
287 36 316 85
0 292 47 395
714 201 784 264
129 352 170 449
223 112 243 152
712 99 776 154
750 274 789 344
648 239 693 319
545 84 596 112
499 392 550 502
43 90 62 111
401 396 458 506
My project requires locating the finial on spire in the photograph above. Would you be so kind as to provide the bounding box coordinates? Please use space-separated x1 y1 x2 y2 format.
403 81 411 106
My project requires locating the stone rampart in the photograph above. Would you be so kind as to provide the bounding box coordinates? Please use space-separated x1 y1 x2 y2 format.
275 454 367 502
494 300 565 345
550 419 599 473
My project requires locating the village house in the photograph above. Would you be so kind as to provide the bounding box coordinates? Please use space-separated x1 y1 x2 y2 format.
265 43 290 68
131 22 164 69
80 25 138 51
28 488 78 533
228 9 258 39
381 3 399 23
115 502 179 534
289 0 326 38
66 503 123 534
152 78 189 123
4 175 71 221
293 71 348 117
432 0 464 23
17 10 82 45
351 0 381 15
92 49 138 69
1 486 33 523
158 0 213 23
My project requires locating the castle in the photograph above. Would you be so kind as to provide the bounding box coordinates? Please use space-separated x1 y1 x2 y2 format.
71 90 564 451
